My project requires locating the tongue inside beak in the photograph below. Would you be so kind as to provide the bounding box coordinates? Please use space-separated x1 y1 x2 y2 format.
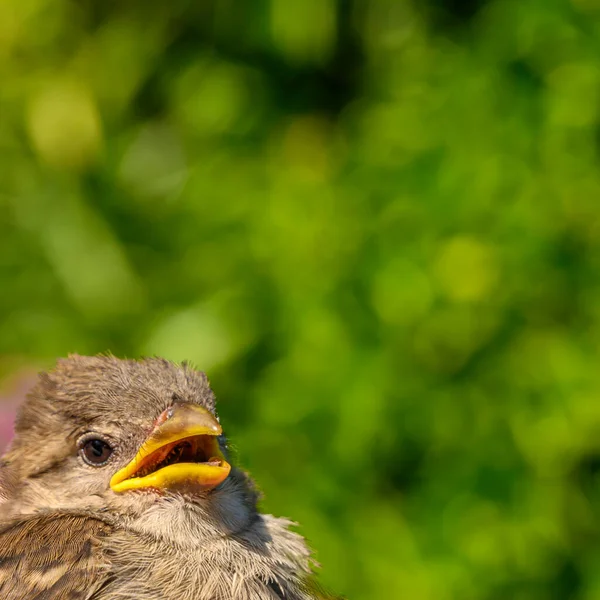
110 403 231 493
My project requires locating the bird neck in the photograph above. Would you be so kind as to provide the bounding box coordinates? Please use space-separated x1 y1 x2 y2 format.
121 492 258 547
105 511 316 600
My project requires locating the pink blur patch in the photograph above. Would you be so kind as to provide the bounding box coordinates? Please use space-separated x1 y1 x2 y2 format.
0 371 37 453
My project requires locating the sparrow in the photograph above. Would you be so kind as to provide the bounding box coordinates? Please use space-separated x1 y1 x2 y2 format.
0 355 333 600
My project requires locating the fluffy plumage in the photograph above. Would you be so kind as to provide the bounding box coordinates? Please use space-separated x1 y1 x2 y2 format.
0 355 332 600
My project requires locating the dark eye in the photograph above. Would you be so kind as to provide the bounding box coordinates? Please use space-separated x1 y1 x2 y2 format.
80 438 113 466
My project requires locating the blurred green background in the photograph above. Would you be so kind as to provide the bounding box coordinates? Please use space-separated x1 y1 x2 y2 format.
2 0 600 598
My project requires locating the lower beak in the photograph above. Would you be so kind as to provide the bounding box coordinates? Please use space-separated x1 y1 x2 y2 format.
110 403 231 493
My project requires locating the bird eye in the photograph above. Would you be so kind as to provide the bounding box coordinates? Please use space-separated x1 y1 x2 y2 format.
80 438 113 466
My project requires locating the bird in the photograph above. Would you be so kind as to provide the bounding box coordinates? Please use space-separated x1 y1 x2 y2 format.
0 354 335 600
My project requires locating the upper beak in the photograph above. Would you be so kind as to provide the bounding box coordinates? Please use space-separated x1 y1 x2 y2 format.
110 403 231 493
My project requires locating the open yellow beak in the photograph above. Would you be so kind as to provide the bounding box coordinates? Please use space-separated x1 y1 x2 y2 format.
110 403 231 493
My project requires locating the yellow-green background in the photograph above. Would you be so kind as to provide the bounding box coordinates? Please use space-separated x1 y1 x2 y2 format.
2 0 600 598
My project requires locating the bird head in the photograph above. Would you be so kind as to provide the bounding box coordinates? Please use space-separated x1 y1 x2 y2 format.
0 355 257 534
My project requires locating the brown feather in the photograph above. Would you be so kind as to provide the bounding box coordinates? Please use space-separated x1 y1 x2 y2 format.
0 513 111 599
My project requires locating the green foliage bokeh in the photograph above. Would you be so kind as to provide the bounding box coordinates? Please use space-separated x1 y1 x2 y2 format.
2 0 600 598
